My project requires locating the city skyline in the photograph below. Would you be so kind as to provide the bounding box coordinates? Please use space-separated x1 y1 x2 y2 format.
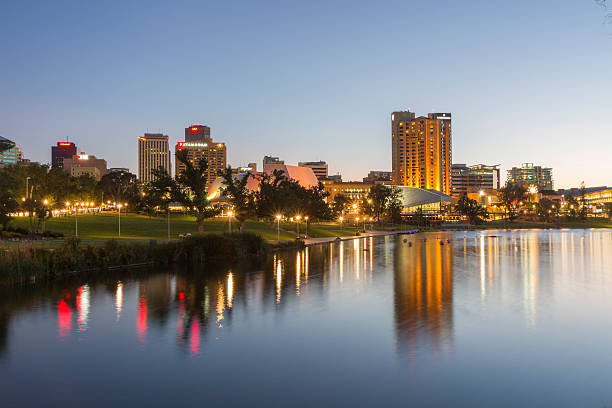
1 1 611 188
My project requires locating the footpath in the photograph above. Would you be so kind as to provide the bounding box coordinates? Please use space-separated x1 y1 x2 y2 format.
302 230 419 247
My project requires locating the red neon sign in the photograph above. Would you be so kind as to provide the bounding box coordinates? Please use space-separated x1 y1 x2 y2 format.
190 126 198 132
138 137 146 141
58 142 72 146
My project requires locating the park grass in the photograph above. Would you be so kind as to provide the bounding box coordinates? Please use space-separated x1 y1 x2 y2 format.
7 214 363 247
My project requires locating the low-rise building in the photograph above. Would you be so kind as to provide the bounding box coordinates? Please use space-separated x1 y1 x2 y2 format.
363 171 392 183
321 180 374 203
507 163 553 191
0 136 23 167
63 153 107 181
298 161 328 180
451 164 500 198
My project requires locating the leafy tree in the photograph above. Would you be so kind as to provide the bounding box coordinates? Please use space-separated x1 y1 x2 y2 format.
499 182 527 222
220 167 255 232
99 171 140 207
535 198 558 222
367 184 393 223
0 190 18 229
331 193 351 218
410 207 429 227
141 167 175 215
566 194 579 219
386 187 403 224
603 202 612 219
578 182 588 220
174 150 219 233
454 194 488 224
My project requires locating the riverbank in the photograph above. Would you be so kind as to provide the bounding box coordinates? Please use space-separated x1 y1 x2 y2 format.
0 233 268 286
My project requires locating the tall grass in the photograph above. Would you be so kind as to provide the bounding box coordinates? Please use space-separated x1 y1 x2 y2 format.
0 233 267 285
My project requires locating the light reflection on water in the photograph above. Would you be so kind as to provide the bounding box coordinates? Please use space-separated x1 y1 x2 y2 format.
1 230 612 407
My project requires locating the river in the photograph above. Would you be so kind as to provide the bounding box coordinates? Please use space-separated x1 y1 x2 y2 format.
1 229 612 407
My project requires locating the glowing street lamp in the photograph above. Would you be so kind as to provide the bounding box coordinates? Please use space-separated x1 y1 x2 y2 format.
42 199 49 232
117 204 123 237
276 214 282 242
228 210 233 233
304 216 309 236
296 215 301 236
339 216 344 232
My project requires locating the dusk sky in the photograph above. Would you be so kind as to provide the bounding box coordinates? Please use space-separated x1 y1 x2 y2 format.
1 0 610 188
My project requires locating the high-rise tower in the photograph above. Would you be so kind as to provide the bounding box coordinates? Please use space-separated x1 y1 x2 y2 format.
391 111 452 195
138 133 171 183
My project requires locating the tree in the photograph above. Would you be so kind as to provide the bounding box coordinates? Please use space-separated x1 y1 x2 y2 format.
99 171 140 207
174 150 219 233
0 190 18 230
535 198 558 222
603 202 612 219
566 194 579 219
386 187 403 224
141 167 175 216
499 182 527 222
454 194 488 224
331 193 351 218
220 167 255 233
367 184 392 223
578 181 588 220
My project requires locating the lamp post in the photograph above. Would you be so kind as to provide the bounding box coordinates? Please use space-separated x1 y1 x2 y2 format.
74 202 79 237
276 214 281 242
304 216 309 236
117 204 123 237
42 199 48 232
296 215 301 236
339 216 344 233
25 177 31 200
228 210 233 233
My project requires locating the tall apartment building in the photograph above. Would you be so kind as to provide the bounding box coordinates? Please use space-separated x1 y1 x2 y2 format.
138 133 171 183
451 164 500 198
175 125 226 188
391 111 452 195
51 141 77 169
507 163 553 191
298 161 328 180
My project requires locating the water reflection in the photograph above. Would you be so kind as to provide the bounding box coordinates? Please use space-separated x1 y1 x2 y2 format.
393 236 453 356
1 230 612 375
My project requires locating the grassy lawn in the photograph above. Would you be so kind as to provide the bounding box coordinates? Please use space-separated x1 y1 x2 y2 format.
7 213 361 246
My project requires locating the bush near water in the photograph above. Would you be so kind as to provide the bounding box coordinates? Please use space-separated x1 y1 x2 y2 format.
0 233 267 285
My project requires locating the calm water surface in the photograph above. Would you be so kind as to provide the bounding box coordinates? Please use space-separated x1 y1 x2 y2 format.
2 230 612 407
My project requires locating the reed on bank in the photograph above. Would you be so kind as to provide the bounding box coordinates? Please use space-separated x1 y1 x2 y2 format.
0 233 268 285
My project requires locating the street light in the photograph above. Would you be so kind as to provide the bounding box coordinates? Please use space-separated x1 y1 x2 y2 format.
339 216 344 233
276 214 282 242
42 199 48 232
117 204 123 237
228 210 233 233
296 215 301 236
304 216 309 236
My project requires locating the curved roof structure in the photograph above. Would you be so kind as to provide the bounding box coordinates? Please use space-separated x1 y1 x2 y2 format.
207 164 318 202
394 186 453 208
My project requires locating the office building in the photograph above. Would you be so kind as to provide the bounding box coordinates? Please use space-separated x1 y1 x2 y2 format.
321 179 374 202
298 161 328 180
263 155 284 165
451 164 500 198
63 153 107 181
507 163 553 191
363 170 392 183
391 110 452 195
138 133 171 183
109 167 130 173
0 136 23 167
51 141 77 169
176 125 226 188
185 125 211 143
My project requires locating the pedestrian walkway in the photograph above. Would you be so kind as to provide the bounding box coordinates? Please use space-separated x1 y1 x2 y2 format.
302 230 420 246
